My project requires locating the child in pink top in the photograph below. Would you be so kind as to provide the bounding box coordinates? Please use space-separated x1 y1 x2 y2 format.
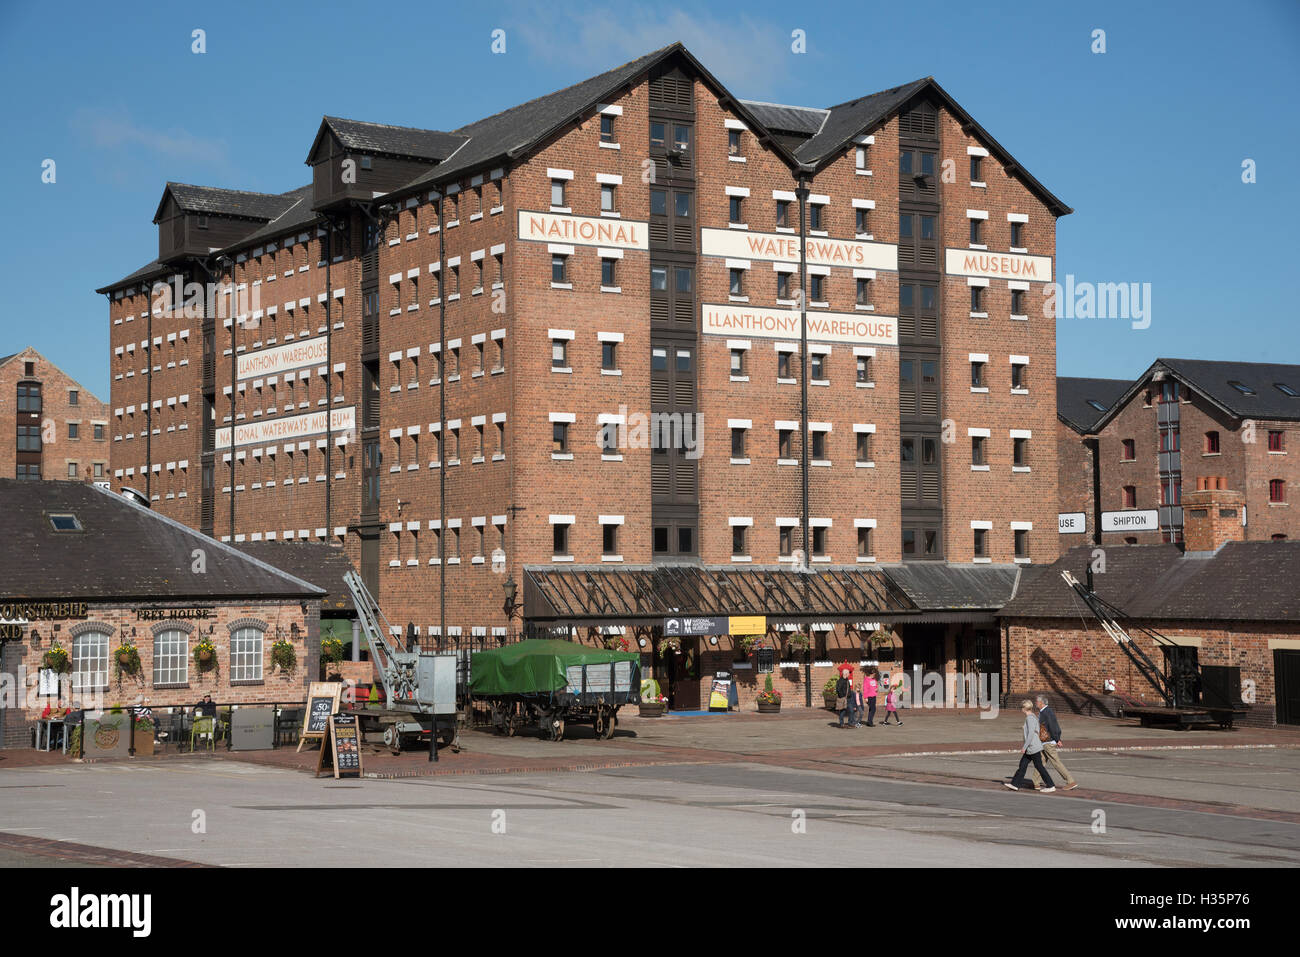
882 682 902 725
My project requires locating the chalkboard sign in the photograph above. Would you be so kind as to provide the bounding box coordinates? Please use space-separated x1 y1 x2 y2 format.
296 682 343 752
330 714 362 778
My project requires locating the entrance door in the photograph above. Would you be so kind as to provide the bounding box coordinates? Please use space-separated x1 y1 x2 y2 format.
901 624 946 703
669 637 702 711
1276 650 1300 725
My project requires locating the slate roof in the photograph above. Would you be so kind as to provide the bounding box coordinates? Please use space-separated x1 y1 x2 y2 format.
404 45 677 191
739 100 828 135
1090 358 1300 431
234 542 357 614
316 116 467 162
224 183 319 252
95 258 168 295
879 563 1022 611
1057 376 1131 434
794 79 931 164
154 182 297 223
998 542 1300 623
0 480 324 603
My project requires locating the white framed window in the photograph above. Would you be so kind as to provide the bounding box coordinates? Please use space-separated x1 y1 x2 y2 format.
71 630 110 693
230 626 265 682
153 629 189 687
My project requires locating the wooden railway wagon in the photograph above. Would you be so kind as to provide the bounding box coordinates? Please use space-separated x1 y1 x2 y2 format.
470 640 641 742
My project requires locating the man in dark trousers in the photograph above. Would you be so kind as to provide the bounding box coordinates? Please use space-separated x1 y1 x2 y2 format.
1031 694 1078 790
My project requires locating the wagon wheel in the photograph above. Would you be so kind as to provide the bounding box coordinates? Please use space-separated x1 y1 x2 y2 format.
603 713 617 740
383 724 402 755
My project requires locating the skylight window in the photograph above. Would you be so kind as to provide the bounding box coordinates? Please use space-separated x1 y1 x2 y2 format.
1228 380 1256 396
1275 382 1299 398
1086 400 1107 412
49 514 82 532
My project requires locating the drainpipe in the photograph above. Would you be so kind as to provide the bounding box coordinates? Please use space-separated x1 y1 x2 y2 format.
796 175 811 708
324 219 334 535
433 188 447 764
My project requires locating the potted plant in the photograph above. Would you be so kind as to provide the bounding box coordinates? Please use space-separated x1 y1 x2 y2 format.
115 643 141 679
756 674 782 713
321 637 344 665
271 638 297 673
785 632 811 659
638 678 667 716
659 636 681 656
133 713 155 757
43 643 70 674
193 637 217 670
602 634 632 653
868 627 898 660
737 634 764 659
822 676 840 710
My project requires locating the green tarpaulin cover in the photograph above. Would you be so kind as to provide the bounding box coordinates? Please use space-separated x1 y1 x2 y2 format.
470 639 640 695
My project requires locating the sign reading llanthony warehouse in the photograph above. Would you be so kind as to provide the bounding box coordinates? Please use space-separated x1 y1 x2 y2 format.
237 336 328 381
701 228 897 271
702 304 897 347
215 406 355 450
944 249 1053 283
517 211 648 249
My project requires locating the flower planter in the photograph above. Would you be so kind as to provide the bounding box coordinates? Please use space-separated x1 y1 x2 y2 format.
638 703 666 718
197 649 213 662
756 700 782 714
118 652 133 666
134 731 155 757
823 693 839 711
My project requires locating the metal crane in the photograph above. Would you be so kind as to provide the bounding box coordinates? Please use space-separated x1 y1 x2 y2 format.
342 570 459 753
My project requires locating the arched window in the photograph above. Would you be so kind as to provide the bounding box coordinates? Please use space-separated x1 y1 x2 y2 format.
71 630 109 692
230 626 264 682
154 629 189 687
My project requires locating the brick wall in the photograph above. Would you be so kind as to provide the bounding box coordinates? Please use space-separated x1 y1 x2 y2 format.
0 347 110 483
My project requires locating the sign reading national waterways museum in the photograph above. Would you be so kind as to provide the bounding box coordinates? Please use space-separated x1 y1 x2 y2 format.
701 228 897 271
944 249 1052 283
703 304 897 347
518 211 647 250
215 406 355 451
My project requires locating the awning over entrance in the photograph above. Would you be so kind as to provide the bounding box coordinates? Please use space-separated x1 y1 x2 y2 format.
522 564 918 626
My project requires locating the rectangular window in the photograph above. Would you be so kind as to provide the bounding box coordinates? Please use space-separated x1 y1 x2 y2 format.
971 361 985 388
68 422 79 440
855 208 870 235
601 258 617 287
969 219 982 244
94 424 104 440
1205 431 1220 454
812 526 827 557
153 630 188 686
71 631 109 693
971 286 985 312
601 341 617 371
1011 362 1027 389
1270 479 1287 503
1014 529 1029 558
601 184 616 213
856 355 871 384
810 353 825 380
730 349 745 376
602 523 618 556
1123 485 1137 508
809 274 825 301
856 432 871 463
778 429 793 460
729 196 743 224
777 352 792 380
551 179 566 207
230 627 264 682
775 201 789 228
600 113 615 144
552 339 567 369
1122 438 1136 460
856 277 871 305
728 130 741 156
732 525 747 555
811 430 826 460
971 436 985 466
553 524 569 556
776 272 790 300
551 256 567 284
973 528 988 557
731 428 746 458
69 389 79 406
729 268 744 296
969 154 982 181
857 526 872 557
67 462 78 478
779 526 793 557
1010 221 1024 248
1268 430 1285 452
552 422 569 453
808 204 823 231
856 145 869 170
1010 289 1025 315
1013 436 1028 467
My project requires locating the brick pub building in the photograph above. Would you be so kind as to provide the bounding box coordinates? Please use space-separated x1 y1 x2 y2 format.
0 479 323 748
95 43 1071 709
1 347 110 484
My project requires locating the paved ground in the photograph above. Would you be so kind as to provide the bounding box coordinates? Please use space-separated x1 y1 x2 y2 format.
1 708 1297 867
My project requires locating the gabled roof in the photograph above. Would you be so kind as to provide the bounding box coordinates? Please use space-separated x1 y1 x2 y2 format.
221 183 318 253
401 43 802 194
152 182 297 224
739 99 829 136
999 542 1300 623
1057 376 1131 434
94 258 169 295
794 76 1071 216
234 541 357 613
0 481 325 602
1092 358 1300 431
307 116 467 164
0 348 104 404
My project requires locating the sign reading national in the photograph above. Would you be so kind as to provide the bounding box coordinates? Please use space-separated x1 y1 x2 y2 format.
517 210 647 250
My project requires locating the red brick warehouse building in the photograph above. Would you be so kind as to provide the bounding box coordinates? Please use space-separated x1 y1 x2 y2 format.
1056 359 1300 547
0 347 110 484
96 43 1072 709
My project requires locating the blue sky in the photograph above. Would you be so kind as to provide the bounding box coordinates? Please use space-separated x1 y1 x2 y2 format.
1 0 1297 398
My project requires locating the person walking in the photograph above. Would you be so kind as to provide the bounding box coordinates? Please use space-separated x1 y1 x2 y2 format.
835 669 854 728
1030 694 1078 790
861 668 879 727
1005 699 1055 792
881 679 902 725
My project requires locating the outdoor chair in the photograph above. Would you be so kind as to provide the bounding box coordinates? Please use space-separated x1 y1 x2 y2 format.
190 716 216 752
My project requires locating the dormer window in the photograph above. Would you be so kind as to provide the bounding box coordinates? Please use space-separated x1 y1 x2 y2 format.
360 156 372 170
196 216 209 230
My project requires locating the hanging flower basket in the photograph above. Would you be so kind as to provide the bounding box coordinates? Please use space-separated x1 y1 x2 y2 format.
193 638 217 670
115 643 141 677
659 636 681 655
271 638 297 673
43 645 70 674
321 637 344 664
